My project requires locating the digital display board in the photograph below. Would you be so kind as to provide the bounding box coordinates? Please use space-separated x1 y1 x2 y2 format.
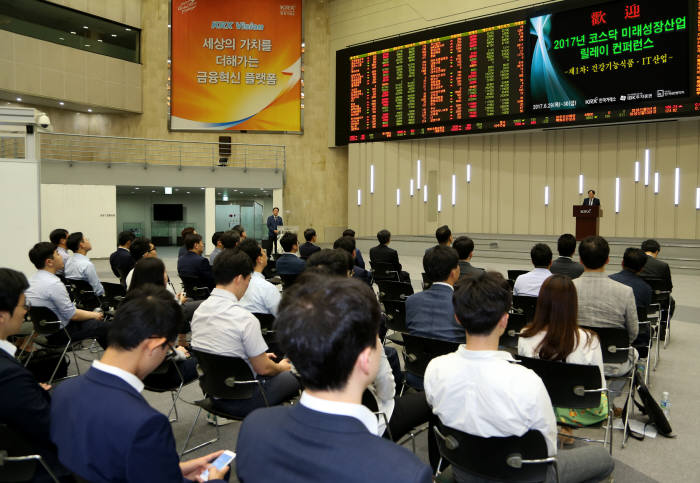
335 0 697 145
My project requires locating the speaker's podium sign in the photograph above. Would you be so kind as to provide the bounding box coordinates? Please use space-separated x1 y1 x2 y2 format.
170 0 302 132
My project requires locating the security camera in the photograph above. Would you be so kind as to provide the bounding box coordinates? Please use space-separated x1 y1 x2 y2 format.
36 113 51 129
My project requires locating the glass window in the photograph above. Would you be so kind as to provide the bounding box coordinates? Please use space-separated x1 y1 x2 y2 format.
0 0 140 63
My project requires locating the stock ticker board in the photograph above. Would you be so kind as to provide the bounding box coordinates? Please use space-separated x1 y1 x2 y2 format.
335 0 698 145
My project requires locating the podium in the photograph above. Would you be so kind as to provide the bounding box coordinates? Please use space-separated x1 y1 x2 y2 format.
572 205 602 241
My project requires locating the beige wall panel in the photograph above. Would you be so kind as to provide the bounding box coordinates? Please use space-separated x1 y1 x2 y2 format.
425 141 439 224
0 60 15 90
371 143 386 233
437 138 454 231
348 145 359 231
124 0 142 28
0 30 12 61
106 58 126 85
384 142 399 233
677 121 698 239
106 82 126 110
40 42 65 72
561 130 581 235
497 134 515 234
86 81 107 107
396 141 411 235
529 132 546 234
655 123 677 238
64 73 88 103
467 135 485 233
453 137 468 233
65 50 87 77
598 127 618 237
15 64 41 95
40 69 66 100
616 124 637 236
14 35 40 65
512 133 531 234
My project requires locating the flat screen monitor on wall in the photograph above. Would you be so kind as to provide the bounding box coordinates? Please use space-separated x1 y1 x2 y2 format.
153 204 183 221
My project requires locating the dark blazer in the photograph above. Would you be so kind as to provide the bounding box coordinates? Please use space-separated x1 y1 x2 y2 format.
406 284 464 343
236 404 432 483
178 245 188 258
355 248 366 269
177 251 215 289
266 215 283 237
369 244 402 271
458 260 484 279
639 255 673 291
352 266 373 286
275 253 306 275
550 256 585 279
609 269 652 311
109 247 134 279
298 242 321 260
583 197 600 206
50 367 224 483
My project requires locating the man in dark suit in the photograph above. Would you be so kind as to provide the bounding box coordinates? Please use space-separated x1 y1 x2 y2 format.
275 232 306 275
333 236 372 286
266 207 283 254
236 274 432 483
369 229 410 282
177 233 215 290
453 235 483 279
639 239 675 333
0 268 68 480
550 233 585 279
50 286 229 482
299 228 321 260
109 231 135 283
610 248 652 312
343 228 365 269
583 189 601 206
178 227 196 258
425 225 452 255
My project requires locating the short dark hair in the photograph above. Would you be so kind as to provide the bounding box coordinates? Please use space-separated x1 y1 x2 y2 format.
0 268 29 314
304 228 316 242
211 231 224 246
181 227 195 238
641 239 661 253
530 243 553 267
275 274 380 391
107 285 181 351
237 238 262 265
622 247 648 272
588 190 596 195
129 237 153 262
66 232 83 252
453 272 511 335
557 234 577 257
333 236 355 254
184 233 202 250
232 225 245 236
280 232 298 252
29 242 56 269
423 246 459 282
128 257 166 291
579 236 609 269
212 249 253 285
49 228 68 245
219 231 240 249
377 229 391 245
453 236 474 260
118 231 135 246
306 249 353 276
342 229 356 238
272 207 279 211
436 225 451 244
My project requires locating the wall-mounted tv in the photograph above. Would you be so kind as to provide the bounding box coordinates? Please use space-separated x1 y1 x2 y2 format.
153 204 183 221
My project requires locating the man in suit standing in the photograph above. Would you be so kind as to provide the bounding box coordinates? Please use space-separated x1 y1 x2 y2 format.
550 233 585 279
369 229 410 282
299 228 321 260
639 239 675 336
275 232 307 275
583 189 600 206
266 207 283 254
177 233 215 290
236 273 432 483
109 231 136 284
453 235 483 279
50 286 229 482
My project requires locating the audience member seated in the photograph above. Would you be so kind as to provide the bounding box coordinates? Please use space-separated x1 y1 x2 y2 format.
513 243 553 297
50 286 229 482
219 230 240 250
333 236 372 286
369 229 410 282
125 238 157 287
518 275 608 431
453 235 483 279
425 272 614 483
49 228 70 277
574 236 638 377
0 268 69 479
406 246 464 343
109 230 136 282
178 227 196 258
64 231 105 296
275 232 306 275
299 228 322 260
639 239 675 330
609 248 652 314
190 250 299 417
550 233 585 279
306 248 354 277
26 242 107 348
425 225 452 254
343 228 365 269
236 273 432 483
232 224 247 239
177 233 215 290
209 231 224 265
237 239 282 316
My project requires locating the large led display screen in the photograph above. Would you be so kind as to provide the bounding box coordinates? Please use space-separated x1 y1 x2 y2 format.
336 0 696 145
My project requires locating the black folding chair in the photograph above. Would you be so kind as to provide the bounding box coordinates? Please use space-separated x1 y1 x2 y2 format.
401 334 459 394
370 262 400 282
382 299 408 346
499 312 528 350
507 269 529 285
279 273 299 290
0 424 59 483
432 422 558 482
252 313 278 352
421 272 432 290
64 278 102 311
180 349 269 456
516 356 612 454
180 276 210 301
512 295 538 323
376 280 414 302
635 306 655 385
102 282 126 313
644 278 672 349
143 354 197 423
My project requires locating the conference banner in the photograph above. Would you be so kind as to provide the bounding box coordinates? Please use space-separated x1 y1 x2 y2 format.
170 0 302 132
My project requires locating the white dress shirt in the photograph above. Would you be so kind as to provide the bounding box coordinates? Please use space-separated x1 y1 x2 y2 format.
238 272 282 316
0 339 17 357
513 268 552 297
424 346 558 455
92 360 144 393
367 348 395 436
56 246 70 276
300 391 379 436
25 270 77 327
64 253 105 296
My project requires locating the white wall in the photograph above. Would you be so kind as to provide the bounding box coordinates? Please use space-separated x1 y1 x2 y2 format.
41 184 117 258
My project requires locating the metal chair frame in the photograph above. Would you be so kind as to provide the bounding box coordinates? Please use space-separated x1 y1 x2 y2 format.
370 261 400 283
376 280 414 302
401 334 460 395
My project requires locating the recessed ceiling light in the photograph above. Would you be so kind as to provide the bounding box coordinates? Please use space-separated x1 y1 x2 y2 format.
167 24 171 28
186 191 191 194
175 188 179 191
134 187 140 190
217 192 221 195
16 97 22 102
152 190 156 192
85 44 91 47
59 101 64 106
87 108 92 112
167 59 171 64
130 192 135 194
125 28 131 31
70 31 77 34
97 39 103 43
111 34 117 37
83 26 89 29
200 187 205 190
59 37 64 40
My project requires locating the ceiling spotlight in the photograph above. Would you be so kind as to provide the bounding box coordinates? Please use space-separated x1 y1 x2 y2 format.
87 108 92 112
125 28 131 31
168 24 171 28
16 97 22 102
186 191 190 194
83 26 89 29
97 39 103 43
59 101 64 106
200 187 205 190
70 31 77 34
85 44 91 47
152 190 156 193
59 37 64 40
111 34 117 37
134 187 140 190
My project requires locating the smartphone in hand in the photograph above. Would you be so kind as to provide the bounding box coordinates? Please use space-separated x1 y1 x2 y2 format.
200 450 235 481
